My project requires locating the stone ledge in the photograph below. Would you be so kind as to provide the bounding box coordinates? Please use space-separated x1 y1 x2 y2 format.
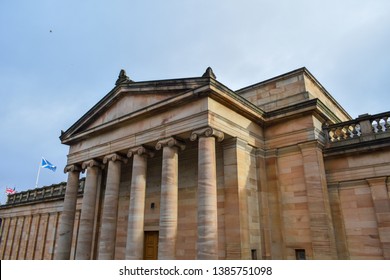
1 178 85 208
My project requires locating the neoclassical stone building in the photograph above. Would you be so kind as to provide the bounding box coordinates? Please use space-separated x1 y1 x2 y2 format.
1 67 389 260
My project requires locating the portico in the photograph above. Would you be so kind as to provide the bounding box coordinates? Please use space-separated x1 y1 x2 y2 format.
55 68 264 260
56 127 243 259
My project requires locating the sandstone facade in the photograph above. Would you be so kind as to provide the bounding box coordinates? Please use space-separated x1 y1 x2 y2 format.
1 67 389 260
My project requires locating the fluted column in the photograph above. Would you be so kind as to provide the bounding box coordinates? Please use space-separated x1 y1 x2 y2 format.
75 159 103 260
54 164 81 260
191 126 224 260
125 146 154 259
98 153 127 260
155 137 185 259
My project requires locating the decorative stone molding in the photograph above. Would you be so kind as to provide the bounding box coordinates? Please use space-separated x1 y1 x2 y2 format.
115 69 133 85
127 146 155 158
155 137 185 151
202 67 217 79
103 153 128 164
64 164 81 173
190 126 224 142
81 159 104 170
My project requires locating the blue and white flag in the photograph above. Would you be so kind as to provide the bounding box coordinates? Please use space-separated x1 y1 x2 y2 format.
41 157 57 172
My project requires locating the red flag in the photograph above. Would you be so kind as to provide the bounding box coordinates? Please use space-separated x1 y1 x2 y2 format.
5 187 17 195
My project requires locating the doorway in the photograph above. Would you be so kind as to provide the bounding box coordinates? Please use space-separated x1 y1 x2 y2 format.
143 231 159 260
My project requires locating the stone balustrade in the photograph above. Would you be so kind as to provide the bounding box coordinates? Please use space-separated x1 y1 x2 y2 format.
324 111 390 143
4 178 85 206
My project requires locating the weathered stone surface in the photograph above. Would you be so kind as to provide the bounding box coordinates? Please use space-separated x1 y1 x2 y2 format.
54 166 80 260
156 137 184 260
125 146 153 259
98 154 126 260
75 160 102 259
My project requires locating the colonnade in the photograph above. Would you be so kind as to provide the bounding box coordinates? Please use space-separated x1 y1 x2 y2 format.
54 126 224 260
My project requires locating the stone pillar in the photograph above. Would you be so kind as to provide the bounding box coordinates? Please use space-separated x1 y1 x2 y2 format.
222 137 253 259
125 146 154 260
155 137 185 260
256 149 273 260
75 159 103 260
54 164 81 260
98 153 127 260
367 177 390 259
299 141 337 259
191 127 224 260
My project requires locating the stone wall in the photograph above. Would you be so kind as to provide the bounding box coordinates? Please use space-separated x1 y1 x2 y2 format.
0 193 83 260
325 150 390 259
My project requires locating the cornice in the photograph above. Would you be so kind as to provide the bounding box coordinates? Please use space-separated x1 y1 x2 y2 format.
323 136 390 158
263 98 344 127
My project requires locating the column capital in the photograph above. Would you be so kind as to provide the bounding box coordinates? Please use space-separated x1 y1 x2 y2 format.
155 137 185 151
64 164 81 173
298 140 324 151
82 159 104 170
103 153 128 164
190 126 224 142
222 137 247 150
366 177 388 186
127 145 155 158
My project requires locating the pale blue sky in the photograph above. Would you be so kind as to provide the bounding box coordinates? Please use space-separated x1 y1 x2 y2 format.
1 0 389 203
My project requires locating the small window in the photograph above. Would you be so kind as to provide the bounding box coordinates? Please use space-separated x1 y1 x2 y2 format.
251 249 257 260
295 249 306 260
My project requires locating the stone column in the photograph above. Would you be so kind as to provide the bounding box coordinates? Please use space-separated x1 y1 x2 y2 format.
75 159 103 260
98 153 127 260
125 146 154 260
54 164 81 260
191 127 224 260
155 137 185 260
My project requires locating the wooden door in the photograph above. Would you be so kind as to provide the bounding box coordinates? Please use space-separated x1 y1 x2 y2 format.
143 231 159 260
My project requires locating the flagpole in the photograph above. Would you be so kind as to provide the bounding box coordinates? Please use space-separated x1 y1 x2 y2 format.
35 158 41 188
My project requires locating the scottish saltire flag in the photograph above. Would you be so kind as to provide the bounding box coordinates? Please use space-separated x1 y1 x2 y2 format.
41 157 57 172
5 187 17 195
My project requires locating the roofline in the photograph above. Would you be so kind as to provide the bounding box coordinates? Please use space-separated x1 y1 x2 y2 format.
236 67 308 93
236 67 351 120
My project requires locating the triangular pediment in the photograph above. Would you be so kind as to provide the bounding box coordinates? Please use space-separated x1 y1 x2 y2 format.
84 91 181 130
60 75 212 144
